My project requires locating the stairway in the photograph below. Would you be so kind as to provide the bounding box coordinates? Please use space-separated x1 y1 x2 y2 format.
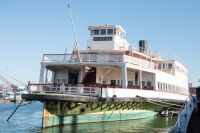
81 67 96 84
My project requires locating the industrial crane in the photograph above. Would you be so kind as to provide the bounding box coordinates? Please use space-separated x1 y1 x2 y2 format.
0 71 27 90
0 74 18 89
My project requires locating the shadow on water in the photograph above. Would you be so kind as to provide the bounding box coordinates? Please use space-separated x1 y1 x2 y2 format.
0 102 177 133
42 116 177 133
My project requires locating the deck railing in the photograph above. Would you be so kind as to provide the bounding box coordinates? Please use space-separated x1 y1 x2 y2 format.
43 54 155 69
43 54 124 63
28 84 100 97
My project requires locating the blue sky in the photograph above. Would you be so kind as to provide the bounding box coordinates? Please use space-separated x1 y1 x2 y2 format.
0 1 200 86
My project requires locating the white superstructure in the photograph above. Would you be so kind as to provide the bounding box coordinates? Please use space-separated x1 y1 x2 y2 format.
36 24 188 101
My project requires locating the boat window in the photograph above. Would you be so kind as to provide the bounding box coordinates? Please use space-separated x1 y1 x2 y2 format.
160 82 162 90
147 81 151 89
163 63 167 69
114 29 119 35
142 81 145 88
107 29 113 34
117 80 122 85
100 29 106 35
158 63 161 69
168 63 172 69
128 81 133 88
111 80 116 86
62 79 67 84
163 83 165 90
94 30 99 35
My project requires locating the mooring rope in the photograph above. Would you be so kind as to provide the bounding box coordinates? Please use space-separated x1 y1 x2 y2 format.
147 98 185 108
147 100 182 110
7 100 24 121
0 101 35 111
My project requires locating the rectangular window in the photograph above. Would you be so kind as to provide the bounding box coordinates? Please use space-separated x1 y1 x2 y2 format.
100 29 106 35
94 30 99 35
163 63 165 69
147 81 151 89
128 81 133 88
142 81 145 88
91 30 93 35
107 29 113 34
111 80 116 86
56 79 61 84
158 63 161 69
114 29 119 35
62 79 67 84
168 63 172 69
117 80 122 85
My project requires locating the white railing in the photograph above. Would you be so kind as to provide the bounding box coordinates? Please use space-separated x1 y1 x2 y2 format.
124 55 155 68
43 54 154 68
43 54 124 63
29 84 100 96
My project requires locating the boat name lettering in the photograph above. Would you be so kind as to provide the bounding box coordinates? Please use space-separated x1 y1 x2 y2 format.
93 37 112 41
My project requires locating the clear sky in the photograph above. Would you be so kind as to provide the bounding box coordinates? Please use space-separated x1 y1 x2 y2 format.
0 1 200 86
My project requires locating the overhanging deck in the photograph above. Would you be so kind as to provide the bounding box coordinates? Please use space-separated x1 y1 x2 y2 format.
21 93 186 103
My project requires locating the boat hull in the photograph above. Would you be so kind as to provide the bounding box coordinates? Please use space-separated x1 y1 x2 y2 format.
42 100 159 128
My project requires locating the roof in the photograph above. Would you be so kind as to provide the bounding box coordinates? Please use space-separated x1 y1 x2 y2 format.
88 24 126 34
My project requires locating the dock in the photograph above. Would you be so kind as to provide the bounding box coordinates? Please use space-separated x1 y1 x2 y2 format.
170 98 195 133
0 99 22 102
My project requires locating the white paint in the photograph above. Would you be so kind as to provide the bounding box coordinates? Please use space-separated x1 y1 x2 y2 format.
102 87 188 101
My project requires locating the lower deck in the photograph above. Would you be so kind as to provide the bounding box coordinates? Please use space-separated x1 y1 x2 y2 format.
21 93 185 128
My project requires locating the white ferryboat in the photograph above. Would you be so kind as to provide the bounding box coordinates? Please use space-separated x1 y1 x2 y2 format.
22 24 188 128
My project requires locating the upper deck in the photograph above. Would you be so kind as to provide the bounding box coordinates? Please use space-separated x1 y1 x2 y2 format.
40 24 188 88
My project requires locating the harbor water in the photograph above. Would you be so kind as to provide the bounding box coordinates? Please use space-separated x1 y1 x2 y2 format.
0 101 177 133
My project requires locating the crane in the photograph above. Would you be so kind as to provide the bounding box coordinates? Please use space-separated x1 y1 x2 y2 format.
0 74 18 89
0 71 27 90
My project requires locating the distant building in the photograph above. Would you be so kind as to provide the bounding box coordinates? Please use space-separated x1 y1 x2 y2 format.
189 83 196 96
188 83 194 88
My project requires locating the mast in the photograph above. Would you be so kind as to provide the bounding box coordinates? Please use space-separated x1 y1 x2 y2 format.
68 4 82 63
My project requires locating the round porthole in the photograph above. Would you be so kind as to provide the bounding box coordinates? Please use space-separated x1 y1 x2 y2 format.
80 108 85 113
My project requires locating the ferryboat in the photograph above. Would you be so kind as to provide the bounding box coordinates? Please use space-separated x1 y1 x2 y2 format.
22 24 189 128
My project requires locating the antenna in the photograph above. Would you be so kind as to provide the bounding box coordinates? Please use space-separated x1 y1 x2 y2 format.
68 4 82 63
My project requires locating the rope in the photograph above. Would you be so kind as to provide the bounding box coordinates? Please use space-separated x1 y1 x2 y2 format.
7 100 24 121
0 101 35 111
147 98 184 107
147 100 181 110
136 95 188 108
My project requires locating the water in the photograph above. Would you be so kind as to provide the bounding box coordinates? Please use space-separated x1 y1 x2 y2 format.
0 101 177 133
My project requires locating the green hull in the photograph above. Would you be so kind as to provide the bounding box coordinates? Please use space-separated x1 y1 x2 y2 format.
42 100 162 128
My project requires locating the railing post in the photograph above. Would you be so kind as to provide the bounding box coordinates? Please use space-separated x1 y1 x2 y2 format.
122 55 125 62
55 85 57 92
69 86 71 93
90 85 91 94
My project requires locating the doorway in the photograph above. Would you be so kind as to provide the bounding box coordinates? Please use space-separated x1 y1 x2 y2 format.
68 71 78 84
